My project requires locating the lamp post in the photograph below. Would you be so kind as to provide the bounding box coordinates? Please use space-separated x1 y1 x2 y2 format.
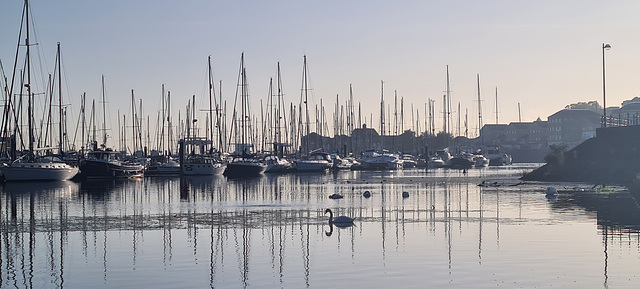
602 43 611 127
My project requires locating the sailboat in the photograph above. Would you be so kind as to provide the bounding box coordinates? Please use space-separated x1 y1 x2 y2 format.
223 53 267 177
263 62 293 173
78 75 144 179
179 56 226 176
0 2 79 181
145 85 181 176
293 55 330 172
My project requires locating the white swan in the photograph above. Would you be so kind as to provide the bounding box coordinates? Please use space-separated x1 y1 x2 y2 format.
325 208 354 225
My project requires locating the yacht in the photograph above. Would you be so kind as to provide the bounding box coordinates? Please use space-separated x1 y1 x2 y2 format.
359 151 403 170
295 152 331 172
145 155 181 176
79 148 144 179
182 156 226 175
486 148 512 166
1 155 79 181
264 155 293 173
224 156 267 177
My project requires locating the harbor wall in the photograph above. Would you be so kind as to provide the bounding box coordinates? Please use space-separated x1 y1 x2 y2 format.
522 125 640 185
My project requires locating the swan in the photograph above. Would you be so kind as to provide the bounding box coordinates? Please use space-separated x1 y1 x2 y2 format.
328 193 343 199
325 208 354 225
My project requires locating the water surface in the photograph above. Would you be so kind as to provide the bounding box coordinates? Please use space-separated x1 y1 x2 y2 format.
1 164 638 288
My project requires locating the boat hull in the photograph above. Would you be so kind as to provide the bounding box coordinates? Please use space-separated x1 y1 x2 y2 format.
224 162 267 177
265 163 293 173
79 160 144 179
295 160 330 172
146 165 181 176
361 160 403 170
1 162 79 181
182 162 226 176
448 157 474 169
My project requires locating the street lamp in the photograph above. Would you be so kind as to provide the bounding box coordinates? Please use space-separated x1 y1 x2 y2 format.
602 43 611 127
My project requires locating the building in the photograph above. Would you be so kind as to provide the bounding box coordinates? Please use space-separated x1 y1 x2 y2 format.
608 97 640 126
548 109 600 149
503 118 548 150
478 124 508 146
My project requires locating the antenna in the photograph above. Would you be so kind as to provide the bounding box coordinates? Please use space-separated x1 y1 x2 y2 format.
518 103 522 122
495 86 499 124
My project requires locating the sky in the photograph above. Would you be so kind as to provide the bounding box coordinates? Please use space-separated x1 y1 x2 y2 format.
1 0 640 142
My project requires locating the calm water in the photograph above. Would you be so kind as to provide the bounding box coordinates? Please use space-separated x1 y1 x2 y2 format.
1 164 639 288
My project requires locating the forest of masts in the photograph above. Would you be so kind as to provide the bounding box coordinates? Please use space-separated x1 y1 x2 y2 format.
1 46 498 159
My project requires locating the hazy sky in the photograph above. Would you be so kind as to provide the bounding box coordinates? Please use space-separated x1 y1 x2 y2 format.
1 0 639 138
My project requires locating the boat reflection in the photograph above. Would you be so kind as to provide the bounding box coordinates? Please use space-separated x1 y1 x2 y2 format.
1 169 639 287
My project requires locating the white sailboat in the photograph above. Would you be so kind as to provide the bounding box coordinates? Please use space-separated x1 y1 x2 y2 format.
223 53 266 177
180 56 227 176
1 4 78 181
293 55 331 172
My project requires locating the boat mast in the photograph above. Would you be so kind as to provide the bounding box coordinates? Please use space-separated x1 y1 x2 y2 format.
241 56 247 149
275 62 282 155
91 99 96 148
457 102 460 137
303 55 310 154
25 0 34 157
380 80 384 136
57 42 63 155
139 98 143 154
131 90 136 153
394 91 397 135
192 94 197 149
101 75 107 147
219 81 224 153
161 84 165 154
167 91 172 154
207 55 215 153
401 96 404 132
444 65 451 135
81 93 85 154
476 74 483 137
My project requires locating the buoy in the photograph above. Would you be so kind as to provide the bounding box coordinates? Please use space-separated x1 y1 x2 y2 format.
363 190 371 198
545 187 558 196
402 191 409 198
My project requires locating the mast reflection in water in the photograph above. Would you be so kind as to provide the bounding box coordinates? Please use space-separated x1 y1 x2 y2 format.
1 165 640 288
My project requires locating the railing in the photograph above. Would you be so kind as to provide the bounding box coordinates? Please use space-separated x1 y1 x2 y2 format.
602 114 640 128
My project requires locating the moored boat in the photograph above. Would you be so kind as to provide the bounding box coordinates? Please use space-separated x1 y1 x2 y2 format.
473 154 490 168
295 152 331 172
0 2 79 182
486 148 512 166
359 150 403 170
1 157 78 181
264 155 293 173
448 153 474 169
145 155 181 176
79 148 144 179
224 156 267 177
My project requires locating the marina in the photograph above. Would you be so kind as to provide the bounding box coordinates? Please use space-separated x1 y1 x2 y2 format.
2 1 640 288
1 165 639 288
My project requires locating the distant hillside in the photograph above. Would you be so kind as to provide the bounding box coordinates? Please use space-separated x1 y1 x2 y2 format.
522 126 640 186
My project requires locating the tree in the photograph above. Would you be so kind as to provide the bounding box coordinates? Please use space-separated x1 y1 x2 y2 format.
544 144 567 166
